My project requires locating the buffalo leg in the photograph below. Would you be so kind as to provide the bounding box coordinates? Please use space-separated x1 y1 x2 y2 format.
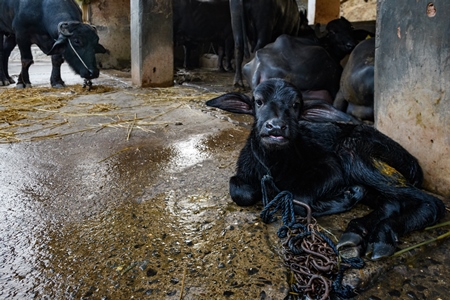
333 89 349 112
229 175 262 207
351 125 424 186
17 58 33 88
50 54 65 88
224 36 234 72
182 44 191 69
338 187 445 260
304 185 366 217
16 38 34 88
217 44 226 72
229 0 245 86
182 42 199 70
1 35 17 85
218 38 234 72
233 46 244 86
0 35 9 85
0 34 8 86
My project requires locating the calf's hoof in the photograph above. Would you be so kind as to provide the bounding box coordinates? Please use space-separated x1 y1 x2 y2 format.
365 241 396 260
338 223 399 260
344 185 366 204
365 224 398 260
337 232 365 258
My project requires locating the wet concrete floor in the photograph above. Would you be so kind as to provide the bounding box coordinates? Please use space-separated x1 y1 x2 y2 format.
0 57 449 299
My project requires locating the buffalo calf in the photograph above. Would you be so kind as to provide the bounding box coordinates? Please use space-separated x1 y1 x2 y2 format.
206 78 445 260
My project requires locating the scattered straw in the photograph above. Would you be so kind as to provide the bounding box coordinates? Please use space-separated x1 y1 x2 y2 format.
0 84 221 143
88 103 119 113
126 113 137 141
0 84 116 123
179 266 187 300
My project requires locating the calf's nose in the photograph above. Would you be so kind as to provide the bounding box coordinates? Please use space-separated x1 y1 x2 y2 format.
265 119 287 131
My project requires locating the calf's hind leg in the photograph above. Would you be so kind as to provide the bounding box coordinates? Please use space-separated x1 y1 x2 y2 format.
338 187 445 260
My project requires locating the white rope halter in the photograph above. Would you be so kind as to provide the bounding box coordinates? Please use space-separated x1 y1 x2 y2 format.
68 38 90 72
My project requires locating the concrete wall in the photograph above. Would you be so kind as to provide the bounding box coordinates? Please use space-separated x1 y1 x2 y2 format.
375 0 450 196
85 0 131 70
130 0 173 87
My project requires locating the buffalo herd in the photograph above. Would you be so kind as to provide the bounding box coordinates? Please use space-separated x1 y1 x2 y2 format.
174 0 376 122
0 0 374 121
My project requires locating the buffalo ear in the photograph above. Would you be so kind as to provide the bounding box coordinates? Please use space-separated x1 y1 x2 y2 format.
47 35 66 55
206 92 254 115
301 100 360 124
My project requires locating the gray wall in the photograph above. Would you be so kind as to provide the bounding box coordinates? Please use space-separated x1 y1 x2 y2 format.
88 0 131 70
375 0 450 196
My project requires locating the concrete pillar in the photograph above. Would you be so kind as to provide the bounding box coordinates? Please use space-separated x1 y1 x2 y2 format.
130 0 173 87
85 0 131 70
375 0 450 196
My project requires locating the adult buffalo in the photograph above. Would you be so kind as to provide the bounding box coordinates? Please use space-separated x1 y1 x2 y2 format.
242 17 359 103
230 0 314 86
206 78 445 260
0 0 107 88
243 35 341 104
334 37 375 121
173 0 233 71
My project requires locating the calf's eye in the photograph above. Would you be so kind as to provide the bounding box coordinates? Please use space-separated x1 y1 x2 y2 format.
255 99 263 106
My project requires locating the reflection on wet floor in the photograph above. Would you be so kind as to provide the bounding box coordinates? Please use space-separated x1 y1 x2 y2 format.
0 107 287 299
168 134 210 173
36 193 287 299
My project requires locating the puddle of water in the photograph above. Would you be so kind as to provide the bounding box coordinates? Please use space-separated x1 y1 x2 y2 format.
0 123 280 299
168 134 210 173
29 191 287 299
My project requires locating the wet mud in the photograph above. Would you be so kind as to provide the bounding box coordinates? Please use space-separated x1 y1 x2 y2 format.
0 65 449 299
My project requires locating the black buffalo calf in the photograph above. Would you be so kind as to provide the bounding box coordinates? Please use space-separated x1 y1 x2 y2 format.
206 78 445 260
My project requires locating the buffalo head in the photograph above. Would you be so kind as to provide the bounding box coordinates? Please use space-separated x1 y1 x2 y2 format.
207 79 304 150
325 17 357 61
48 21 107 80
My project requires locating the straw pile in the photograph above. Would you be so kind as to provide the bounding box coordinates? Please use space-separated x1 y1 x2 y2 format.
0 84 221 143
0 84 116 142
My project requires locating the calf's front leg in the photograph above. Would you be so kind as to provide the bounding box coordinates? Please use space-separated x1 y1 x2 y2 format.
229 175 262 207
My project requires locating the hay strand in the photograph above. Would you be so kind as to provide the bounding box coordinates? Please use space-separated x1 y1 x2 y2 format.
0 84 221 143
